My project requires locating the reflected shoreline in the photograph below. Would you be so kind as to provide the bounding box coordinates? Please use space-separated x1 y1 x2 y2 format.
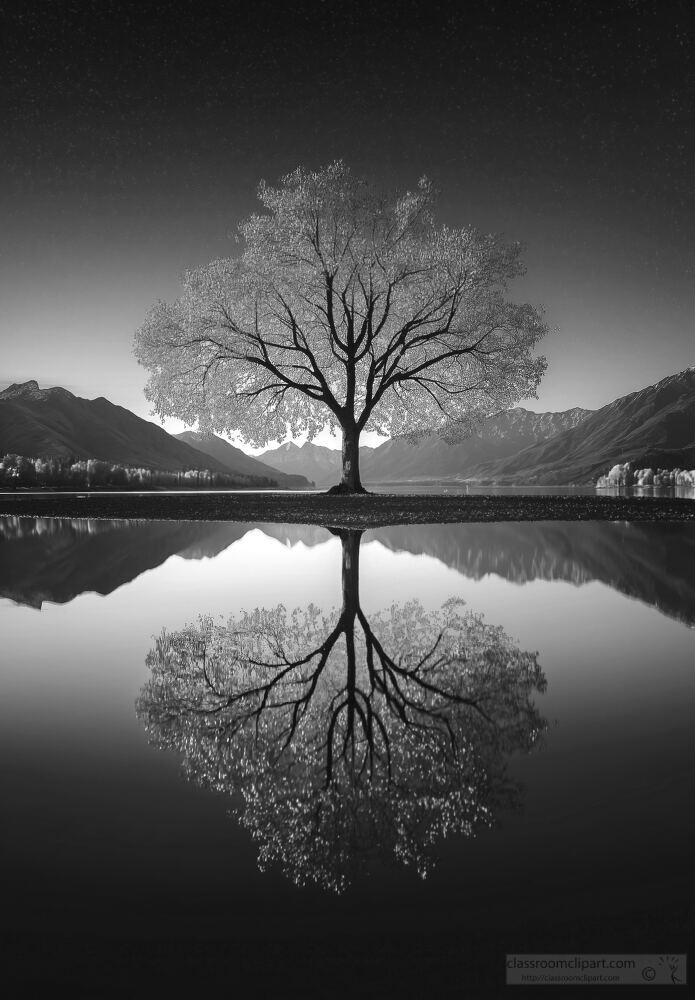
2 515 695 626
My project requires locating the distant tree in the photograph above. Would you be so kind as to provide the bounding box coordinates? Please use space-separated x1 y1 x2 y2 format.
87 458 110 487
134 162 548 492
12 455 37 486
34 458 52 485
108 465 128 487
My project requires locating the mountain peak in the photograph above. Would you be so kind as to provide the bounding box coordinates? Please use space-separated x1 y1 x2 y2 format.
0 380 78 402
641 367 695 394
0 380 42 400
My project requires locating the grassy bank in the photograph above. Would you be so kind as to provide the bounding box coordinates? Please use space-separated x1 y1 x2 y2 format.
1 491 694 528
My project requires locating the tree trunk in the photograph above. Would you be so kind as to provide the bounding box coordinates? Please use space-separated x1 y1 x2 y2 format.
328 422 367 494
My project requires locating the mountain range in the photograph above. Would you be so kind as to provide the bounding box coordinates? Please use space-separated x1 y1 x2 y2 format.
0 381 310 488
469 367 695 485
256 407 591 485
257 370 695 485
367 406 592 482
2 367 693 487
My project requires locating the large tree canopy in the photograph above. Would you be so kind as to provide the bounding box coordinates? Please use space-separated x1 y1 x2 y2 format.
134 161 548 490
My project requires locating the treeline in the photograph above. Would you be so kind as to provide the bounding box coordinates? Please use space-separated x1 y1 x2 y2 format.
596 462 695 487
0 454 279 490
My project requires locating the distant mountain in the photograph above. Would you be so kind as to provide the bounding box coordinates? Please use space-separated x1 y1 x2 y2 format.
257 441 347 486
472 368 695 485
360 407 590 483
174 431 312 489
0 381 233 474
257 408 590 485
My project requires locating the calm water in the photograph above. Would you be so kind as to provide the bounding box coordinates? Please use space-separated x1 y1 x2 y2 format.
11 481 695 498
1 516 693 997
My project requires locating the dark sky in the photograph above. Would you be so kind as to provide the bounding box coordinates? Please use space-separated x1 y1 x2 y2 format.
1 0 693 443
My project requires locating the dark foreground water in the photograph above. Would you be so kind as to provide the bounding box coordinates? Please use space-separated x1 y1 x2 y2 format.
1 517 693 997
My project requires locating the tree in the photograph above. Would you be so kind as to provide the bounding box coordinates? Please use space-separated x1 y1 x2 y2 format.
137 530 547 891
134 162 548 492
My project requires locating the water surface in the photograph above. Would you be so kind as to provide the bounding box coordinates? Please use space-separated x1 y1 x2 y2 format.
1 517 693 996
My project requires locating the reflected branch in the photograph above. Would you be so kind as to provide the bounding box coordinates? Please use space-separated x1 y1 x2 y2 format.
137 530 547 892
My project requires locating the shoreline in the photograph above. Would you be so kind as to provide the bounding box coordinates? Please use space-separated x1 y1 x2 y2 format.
1 492 694 528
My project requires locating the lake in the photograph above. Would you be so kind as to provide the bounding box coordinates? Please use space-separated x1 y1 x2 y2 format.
1 516 693 997
9 483 695 497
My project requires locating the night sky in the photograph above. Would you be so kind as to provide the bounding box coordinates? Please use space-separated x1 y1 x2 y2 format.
1 0 693 446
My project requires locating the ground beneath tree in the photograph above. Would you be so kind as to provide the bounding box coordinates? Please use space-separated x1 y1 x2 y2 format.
1 491 694 527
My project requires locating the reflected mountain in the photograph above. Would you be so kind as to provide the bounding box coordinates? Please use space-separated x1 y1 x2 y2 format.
0 516 250 608
137 530 547 891
2 515 694 625
367 521 695 627
176 521 332 559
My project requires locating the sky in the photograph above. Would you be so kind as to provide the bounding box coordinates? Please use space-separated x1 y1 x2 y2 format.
1 0 693 451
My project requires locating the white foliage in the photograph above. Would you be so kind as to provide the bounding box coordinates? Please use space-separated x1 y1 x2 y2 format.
134 162 548 448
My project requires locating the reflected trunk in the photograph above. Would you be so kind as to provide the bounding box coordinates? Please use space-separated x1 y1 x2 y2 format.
340 529 361 617
339 530 361 741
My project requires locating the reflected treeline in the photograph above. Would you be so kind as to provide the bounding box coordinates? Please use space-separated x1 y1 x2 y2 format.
0 515 129 540
2 516 694 625
137 530 546 892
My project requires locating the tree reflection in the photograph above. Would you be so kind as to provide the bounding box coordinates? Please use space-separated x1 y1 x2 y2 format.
137 530 547 892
